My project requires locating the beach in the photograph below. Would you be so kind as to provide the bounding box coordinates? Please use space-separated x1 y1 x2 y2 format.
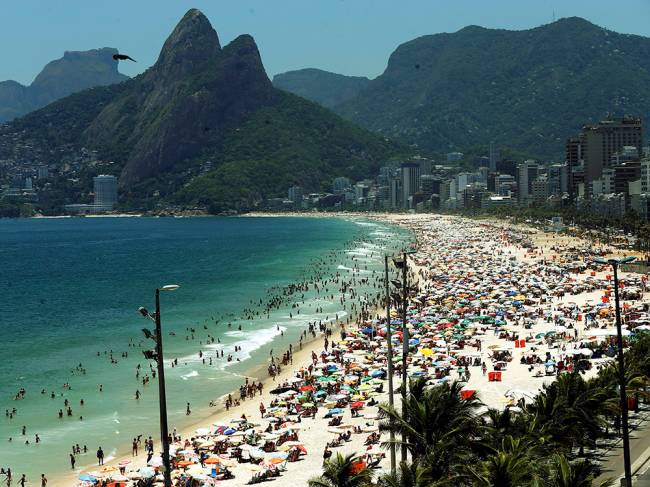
55 212 650 487
0 216 412 485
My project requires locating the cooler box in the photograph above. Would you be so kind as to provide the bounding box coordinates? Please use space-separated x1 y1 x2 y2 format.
488 372 496 382
460 390 475 400
494 371 502 382
628 397 637 411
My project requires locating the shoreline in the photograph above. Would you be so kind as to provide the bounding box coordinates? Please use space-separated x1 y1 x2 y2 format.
53 213 407 486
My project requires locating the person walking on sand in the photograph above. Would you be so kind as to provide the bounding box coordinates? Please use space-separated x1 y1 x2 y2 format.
41 474 47 486
186 403 191 415
96 446 104 466
18 475 25 487
132 438 138 456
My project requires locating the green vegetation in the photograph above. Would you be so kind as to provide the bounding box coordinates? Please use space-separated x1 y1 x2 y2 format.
309 330 650 487
334 17 650 158
273 68 370 110
177 93 405 211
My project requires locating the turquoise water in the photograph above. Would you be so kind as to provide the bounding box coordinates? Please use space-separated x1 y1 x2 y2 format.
0 216 408 481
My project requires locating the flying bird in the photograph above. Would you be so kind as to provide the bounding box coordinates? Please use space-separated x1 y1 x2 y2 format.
113 53 136 62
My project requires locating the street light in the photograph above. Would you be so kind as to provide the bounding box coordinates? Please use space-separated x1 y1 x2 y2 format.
594 256 636 487
139 284 180 487
392 249 416 463
383 256 396 474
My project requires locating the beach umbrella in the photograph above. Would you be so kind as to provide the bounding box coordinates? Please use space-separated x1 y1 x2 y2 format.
300 385 316 392
79 475 97 482
139 467 156 478
148 456 163 467
350 401 365 409
117 460 131 467
203 457 223 465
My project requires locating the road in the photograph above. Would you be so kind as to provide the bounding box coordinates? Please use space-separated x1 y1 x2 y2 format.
596 404 650 485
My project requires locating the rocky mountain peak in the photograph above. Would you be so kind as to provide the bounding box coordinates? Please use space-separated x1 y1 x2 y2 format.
154 8 220 79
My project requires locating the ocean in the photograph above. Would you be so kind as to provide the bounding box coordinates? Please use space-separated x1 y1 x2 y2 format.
0 216 409 481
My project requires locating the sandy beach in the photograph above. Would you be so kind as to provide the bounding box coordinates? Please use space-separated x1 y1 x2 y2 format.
64 212 648 487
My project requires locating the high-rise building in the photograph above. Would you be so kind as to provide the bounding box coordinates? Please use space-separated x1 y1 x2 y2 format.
495 174 516 196
478 167 489 185
288 185 303 204
332 177 351 193
489 143 500 172
517 161 538 204
496 159 516 177
400 162 421 208
565 135 584 201
641 160 650 194
389 178 401 209
415 158 433 176
93 175 118 210
532 176 549 204
420 175 441 198
547 164 568 196
582 116 642 191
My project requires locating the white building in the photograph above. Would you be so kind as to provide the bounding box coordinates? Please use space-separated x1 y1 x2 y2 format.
93 175 118 211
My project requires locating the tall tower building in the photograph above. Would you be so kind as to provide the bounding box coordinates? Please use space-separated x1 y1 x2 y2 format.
582 116 642 192
93 175 118 211
517 161 538 205
400 162 421 209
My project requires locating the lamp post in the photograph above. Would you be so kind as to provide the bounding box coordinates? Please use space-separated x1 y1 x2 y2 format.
139 284 179 487
384 256 396 474
595 256 636 487
392 250 416 463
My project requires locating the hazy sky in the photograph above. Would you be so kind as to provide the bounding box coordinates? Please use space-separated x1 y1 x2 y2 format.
3 0 650 84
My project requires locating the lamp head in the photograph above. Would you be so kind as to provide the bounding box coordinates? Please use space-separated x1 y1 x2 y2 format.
142 328 156 340
142 350 158 361
138 307 149 317
160 284 180 292
391 280 402 289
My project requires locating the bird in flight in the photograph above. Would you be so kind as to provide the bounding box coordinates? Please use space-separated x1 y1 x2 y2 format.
113 53 136 62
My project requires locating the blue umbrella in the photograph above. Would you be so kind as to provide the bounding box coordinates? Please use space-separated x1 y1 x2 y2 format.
139 467 156 478
78 475 96 482
371 369 386 378
545 361 556 366
224 427 237 435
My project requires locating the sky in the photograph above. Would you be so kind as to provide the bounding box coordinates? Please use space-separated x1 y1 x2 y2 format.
3 0 650 85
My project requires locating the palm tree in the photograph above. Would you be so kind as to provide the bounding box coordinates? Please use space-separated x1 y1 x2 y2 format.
543 454 613 487
462 436 542 487
525 372 614 453
378 379 482 480
308 453 372 487
376 461 432 487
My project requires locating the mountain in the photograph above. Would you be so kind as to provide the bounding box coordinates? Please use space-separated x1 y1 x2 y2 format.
0 9 401 212
273 68 370 109
0 48 128 122
330 17 650 158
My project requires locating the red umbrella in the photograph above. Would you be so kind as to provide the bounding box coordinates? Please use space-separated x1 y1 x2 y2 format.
351 401 365 409
300 385 315 392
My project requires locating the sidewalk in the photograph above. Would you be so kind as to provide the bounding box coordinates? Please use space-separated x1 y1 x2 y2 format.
596 403 650 485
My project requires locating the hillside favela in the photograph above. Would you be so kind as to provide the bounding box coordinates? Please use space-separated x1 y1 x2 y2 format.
4 2 650 487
